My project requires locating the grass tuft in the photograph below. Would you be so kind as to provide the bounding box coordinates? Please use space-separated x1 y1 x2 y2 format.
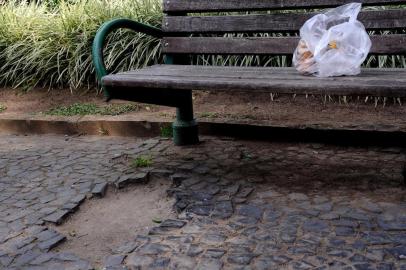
45 103 139 116
0 104 7 113
46 103 100 116
131 156 153 168
160 125 173 138
100 104 139 116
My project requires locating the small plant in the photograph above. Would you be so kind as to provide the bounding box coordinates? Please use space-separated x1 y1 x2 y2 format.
132 156 153 168
45 103 139 116
46 103 99 116
199 112 219 119
160 125 173 138
100 104 139 116
0 104 6 113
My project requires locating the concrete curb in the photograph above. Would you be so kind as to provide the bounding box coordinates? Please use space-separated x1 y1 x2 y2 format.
0 118 164 137
0 116 406 147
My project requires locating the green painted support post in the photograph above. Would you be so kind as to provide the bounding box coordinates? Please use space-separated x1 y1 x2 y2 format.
165 55 199 146
173 91 199 146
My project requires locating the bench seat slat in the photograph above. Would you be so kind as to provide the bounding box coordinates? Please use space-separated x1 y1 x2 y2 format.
164 0 406 12
164 10 406 33
124 65 406 79
103 65 406 97
162 35 406 55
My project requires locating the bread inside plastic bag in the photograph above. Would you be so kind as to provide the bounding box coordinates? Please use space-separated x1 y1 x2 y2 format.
293 3 372 77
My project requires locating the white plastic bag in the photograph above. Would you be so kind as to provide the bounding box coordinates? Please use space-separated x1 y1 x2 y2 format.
293 3 372 77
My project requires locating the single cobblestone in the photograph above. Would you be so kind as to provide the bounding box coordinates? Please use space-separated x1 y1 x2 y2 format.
91 182 108 197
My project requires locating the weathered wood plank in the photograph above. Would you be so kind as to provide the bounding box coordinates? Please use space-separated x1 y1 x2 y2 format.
162 35 406 55
164 0 406 12
123 65 406 80
102 65 406 97
163 9 406 33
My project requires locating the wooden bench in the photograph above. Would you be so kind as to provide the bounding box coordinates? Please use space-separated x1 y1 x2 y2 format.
92 0 406 146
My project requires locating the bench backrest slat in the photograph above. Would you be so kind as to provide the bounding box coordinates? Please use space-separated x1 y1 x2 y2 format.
162 35 406 55
164 0 406 12
164 9 406 33
162 0 406 57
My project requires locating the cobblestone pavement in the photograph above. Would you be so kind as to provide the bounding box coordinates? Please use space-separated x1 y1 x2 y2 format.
0 134 405 270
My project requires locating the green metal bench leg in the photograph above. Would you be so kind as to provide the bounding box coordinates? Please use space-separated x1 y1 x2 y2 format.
173 91 199 146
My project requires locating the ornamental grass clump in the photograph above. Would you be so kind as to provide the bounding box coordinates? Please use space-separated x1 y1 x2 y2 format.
0 0 162 90
0 1 404 92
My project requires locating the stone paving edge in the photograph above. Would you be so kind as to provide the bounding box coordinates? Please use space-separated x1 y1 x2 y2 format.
0 116 406 147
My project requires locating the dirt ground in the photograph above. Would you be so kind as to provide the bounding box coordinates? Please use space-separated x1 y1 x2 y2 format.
1 87 406 130
53 178 175 267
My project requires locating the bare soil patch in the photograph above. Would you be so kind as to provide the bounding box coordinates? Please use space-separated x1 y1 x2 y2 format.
1 87 406 131
53 178 175 267
0 88 105 115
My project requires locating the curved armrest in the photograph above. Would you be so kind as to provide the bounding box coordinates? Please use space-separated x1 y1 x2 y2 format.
92 18 163 100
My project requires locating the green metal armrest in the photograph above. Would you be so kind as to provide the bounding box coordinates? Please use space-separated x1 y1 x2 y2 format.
92 18 163 100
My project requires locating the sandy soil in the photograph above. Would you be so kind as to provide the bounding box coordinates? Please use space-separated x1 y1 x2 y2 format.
53 178 175 267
